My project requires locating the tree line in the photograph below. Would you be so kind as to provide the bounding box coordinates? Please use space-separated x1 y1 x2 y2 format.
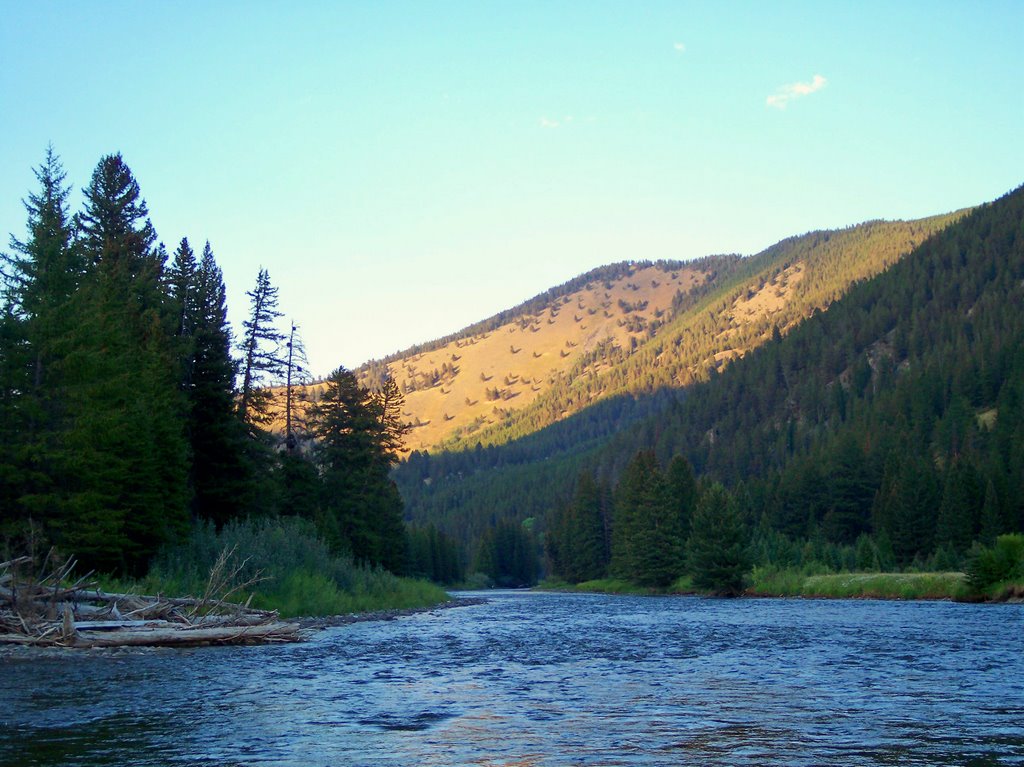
0 148 463 583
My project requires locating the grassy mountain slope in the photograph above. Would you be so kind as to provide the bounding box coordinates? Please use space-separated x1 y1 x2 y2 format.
456 212 965 451
359 259 729 451
272 210 960 454
395 186 1023 550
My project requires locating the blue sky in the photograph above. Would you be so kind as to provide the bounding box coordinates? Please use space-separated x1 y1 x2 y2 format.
2 1 1022 373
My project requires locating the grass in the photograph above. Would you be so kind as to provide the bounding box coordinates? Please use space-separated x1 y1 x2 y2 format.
536 575 695 596
102 517 450 619
747 567 969 600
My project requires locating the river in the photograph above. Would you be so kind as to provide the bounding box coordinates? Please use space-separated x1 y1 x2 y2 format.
2 591 1022 766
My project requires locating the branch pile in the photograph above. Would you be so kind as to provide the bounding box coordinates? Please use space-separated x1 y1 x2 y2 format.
0 551 302 648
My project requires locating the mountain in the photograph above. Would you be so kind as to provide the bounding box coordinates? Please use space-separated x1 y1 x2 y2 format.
395 184 1024 560
356 257 736 452
324 210 958 457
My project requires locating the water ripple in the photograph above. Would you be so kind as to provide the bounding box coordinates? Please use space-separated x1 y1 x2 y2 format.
2 592 1023 766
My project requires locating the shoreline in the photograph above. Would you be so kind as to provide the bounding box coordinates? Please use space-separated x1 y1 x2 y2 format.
536 573 1024 604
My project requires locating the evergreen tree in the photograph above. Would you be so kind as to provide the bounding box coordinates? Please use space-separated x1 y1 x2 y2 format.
473 519 536 587
567 471 610 582
935 459 984 553
184 243 254 526
611 450 681 587
0 147 82 541
978 479 1003 545
372 375 411 460
666 454 698 540
166 237 197 339
821 434 874 544
53 153 188 573
549 471 609 583
238 267 285 426
686 483 750 596
310 366 407 572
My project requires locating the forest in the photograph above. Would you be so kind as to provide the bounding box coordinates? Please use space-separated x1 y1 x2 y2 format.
0 148 460 609
397 184 1024 593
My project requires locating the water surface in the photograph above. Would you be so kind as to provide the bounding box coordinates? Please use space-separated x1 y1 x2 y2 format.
2 591 1022 765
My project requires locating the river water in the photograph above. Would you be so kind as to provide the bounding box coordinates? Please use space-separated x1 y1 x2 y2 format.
1 591 1022 766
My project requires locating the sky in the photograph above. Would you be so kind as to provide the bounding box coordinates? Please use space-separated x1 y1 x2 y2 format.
2 2 1022 375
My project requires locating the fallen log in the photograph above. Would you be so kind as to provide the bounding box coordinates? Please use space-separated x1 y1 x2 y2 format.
69 622 301 648
0 550 304 649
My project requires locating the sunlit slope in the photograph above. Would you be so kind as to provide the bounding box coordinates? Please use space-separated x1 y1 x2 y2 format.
430 210 966 451
272 210 963 452
365 263 726 451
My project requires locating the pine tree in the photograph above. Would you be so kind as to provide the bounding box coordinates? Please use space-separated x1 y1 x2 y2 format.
53 153 188 573
686 483 750 596
310 366 407 571
935 459 984 553
611 450 681 586
238 267 285 426
821 434 874 544
666 454 698 540
166 238 197 340
568 471 610 582
372 375 411 461
184 243 253 527
0 147 82 541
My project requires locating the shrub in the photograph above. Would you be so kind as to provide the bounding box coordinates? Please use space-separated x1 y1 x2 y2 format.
136 517 448 617
966 534 1024 592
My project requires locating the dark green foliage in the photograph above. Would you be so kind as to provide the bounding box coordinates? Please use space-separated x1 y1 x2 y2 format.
935 459 984 553
178 242 255 527
0 148 419 583
611 450 682 587
686 484 751 596
310 366 407 572
965 534 1024 592
407 525 465 584
1 147 84 544
666 454 698 540
547 471 610 582
473 519 537 587
37 154 190 573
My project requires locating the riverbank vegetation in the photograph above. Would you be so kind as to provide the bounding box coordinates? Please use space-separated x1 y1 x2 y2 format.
105 518 448 618
0 148 457 615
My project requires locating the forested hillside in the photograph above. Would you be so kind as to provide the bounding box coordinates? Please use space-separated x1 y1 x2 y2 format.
398 184 1023 586
394 210 965 533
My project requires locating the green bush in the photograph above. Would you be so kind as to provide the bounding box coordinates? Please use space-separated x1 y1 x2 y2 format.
966 534 1024 593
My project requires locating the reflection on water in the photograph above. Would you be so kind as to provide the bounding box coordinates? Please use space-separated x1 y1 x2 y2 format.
2 592 1023 766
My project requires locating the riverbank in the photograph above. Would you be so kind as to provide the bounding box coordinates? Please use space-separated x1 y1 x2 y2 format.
539 571 1024 602
746 570 968 600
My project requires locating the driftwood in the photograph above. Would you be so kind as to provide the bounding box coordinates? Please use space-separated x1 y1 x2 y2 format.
0 550 301 649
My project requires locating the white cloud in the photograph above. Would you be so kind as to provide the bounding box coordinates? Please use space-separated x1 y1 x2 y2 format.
539 116 573 129
673 41 686 53
766 74 827 109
